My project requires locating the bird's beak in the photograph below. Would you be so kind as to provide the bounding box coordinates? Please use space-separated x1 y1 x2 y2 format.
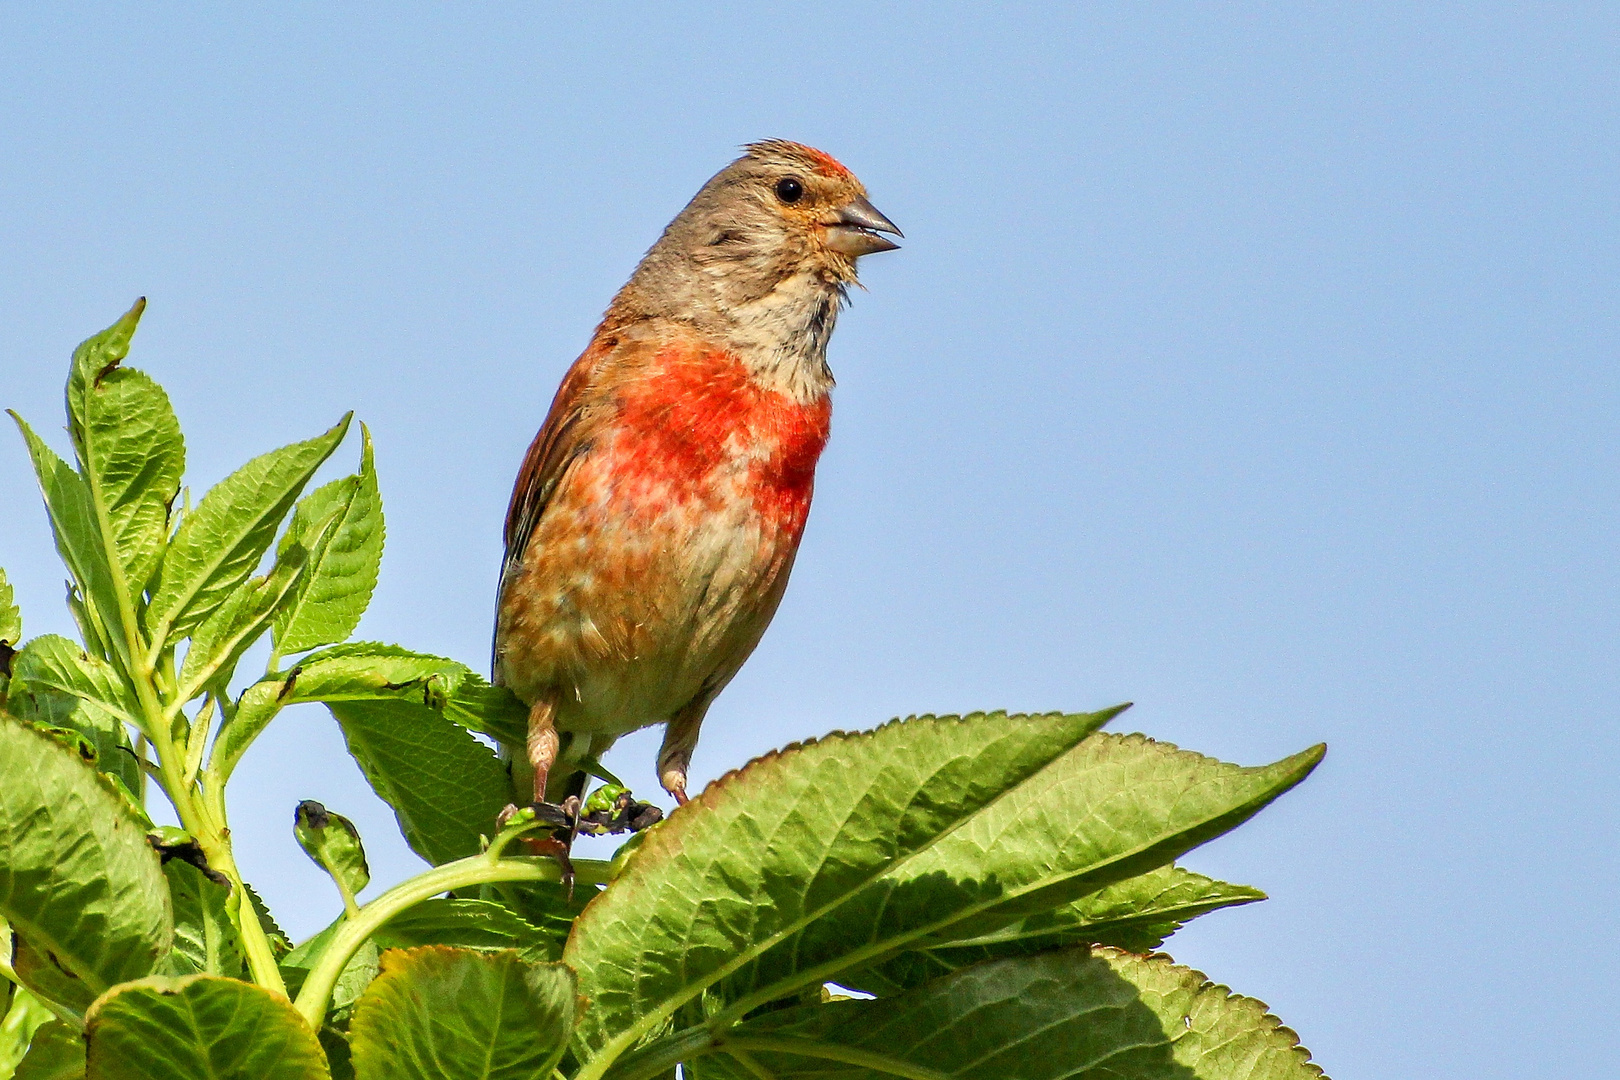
825 195 903 256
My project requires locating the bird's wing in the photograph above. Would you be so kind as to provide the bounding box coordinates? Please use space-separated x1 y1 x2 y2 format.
500 342 617 592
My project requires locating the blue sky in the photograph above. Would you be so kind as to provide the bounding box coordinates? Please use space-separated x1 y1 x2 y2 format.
2 5 1615 1076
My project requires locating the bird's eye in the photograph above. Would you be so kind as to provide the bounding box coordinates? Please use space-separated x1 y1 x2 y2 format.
775 177 804 204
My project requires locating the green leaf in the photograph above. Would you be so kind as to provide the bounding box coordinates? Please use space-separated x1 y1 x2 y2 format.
209 645 529 783
962 863 1264 953
10 936 98 1021
715 734 1322 1026
330 941 381 1025
299 644 528 747
146 414 351 643
9 415 126 666
844 865 1266 995
495 883 595 963
64 300 144 415
10 635 142 731
294 801 371 901
2 987 58 1078
65 299 186 595
0 567 20 649
326 699 514 866
84 974 330 1079
273 425 384 656
206 679 291 785
208 642 462 784
563 708 1122 1062
0 569 15 717
0 714 171 1016
155 860 248 980
271 644 468 708
374 898 556 958
245 882 292 960
11 1017 84 1080
348 947 576 1080
176 540 312 699
278 925 378 1012
680 946 1322 1080
62 585 109 666
7 635 142 794
10 696 142 815
271 643 520 736
438 676 527 748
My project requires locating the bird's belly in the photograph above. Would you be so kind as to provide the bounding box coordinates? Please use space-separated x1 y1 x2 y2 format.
495 449 808 736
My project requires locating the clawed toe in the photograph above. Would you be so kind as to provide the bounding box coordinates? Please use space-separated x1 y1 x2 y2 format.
519 833 576 894
528 796 579 829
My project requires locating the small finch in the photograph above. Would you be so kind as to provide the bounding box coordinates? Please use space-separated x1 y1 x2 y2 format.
493 140 900 824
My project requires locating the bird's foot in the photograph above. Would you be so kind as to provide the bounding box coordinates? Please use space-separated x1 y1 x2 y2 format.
520 833 576 895
497 797 583 893
497 796 583 832
577 789 664 835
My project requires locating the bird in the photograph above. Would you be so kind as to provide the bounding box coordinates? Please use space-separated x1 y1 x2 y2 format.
492 140 900 830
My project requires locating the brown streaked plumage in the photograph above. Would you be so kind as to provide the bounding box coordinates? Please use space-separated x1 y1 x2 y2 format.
493 141 900 819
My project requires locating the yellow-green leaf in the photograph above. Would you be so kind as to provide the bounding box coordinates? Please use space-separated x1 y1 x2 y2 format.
349 948 575 1080
85 975 329 1080
0 714 171 1019
65 299 186 595
146 415 350 644
273 425 384 655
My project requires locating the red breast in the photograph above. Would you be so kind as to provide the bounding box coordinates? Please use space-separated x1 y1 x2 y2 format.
602 345 831 538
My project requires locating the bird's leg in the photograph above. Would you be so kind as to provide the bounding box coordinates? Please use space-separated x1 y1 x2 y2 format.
527 698 560 805
491 699 579 889
657 701 708 806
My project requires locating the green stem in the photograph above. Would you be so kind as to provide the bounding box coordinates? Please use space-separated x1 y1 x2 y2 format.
595 1030 950 1080
70 392 286 994
330 867 361 920
291 853 612 1028
148 717 286 995
133 733 149 803
230 869 288 994
723 1048 777 1080
723 1038 949 1080
595 1025 717 1080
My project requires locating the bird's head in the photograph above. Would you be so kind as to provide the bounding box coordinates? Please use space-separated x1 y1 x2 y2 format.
715 139 902 272
609 140 900 397
631 140 901 302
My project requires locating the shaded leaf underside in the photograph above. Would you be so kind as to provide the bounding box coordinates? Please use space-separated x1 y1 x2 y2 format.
844 863 1266 995
686 947 1324 1080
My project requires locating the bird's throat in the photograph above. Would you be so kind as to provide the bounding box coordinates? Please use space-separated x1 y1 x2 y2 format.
721 274 844 404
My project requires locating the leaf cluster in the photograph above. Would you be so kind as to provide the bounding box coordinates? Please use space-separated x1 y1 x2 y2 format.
0 306 1328 1079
